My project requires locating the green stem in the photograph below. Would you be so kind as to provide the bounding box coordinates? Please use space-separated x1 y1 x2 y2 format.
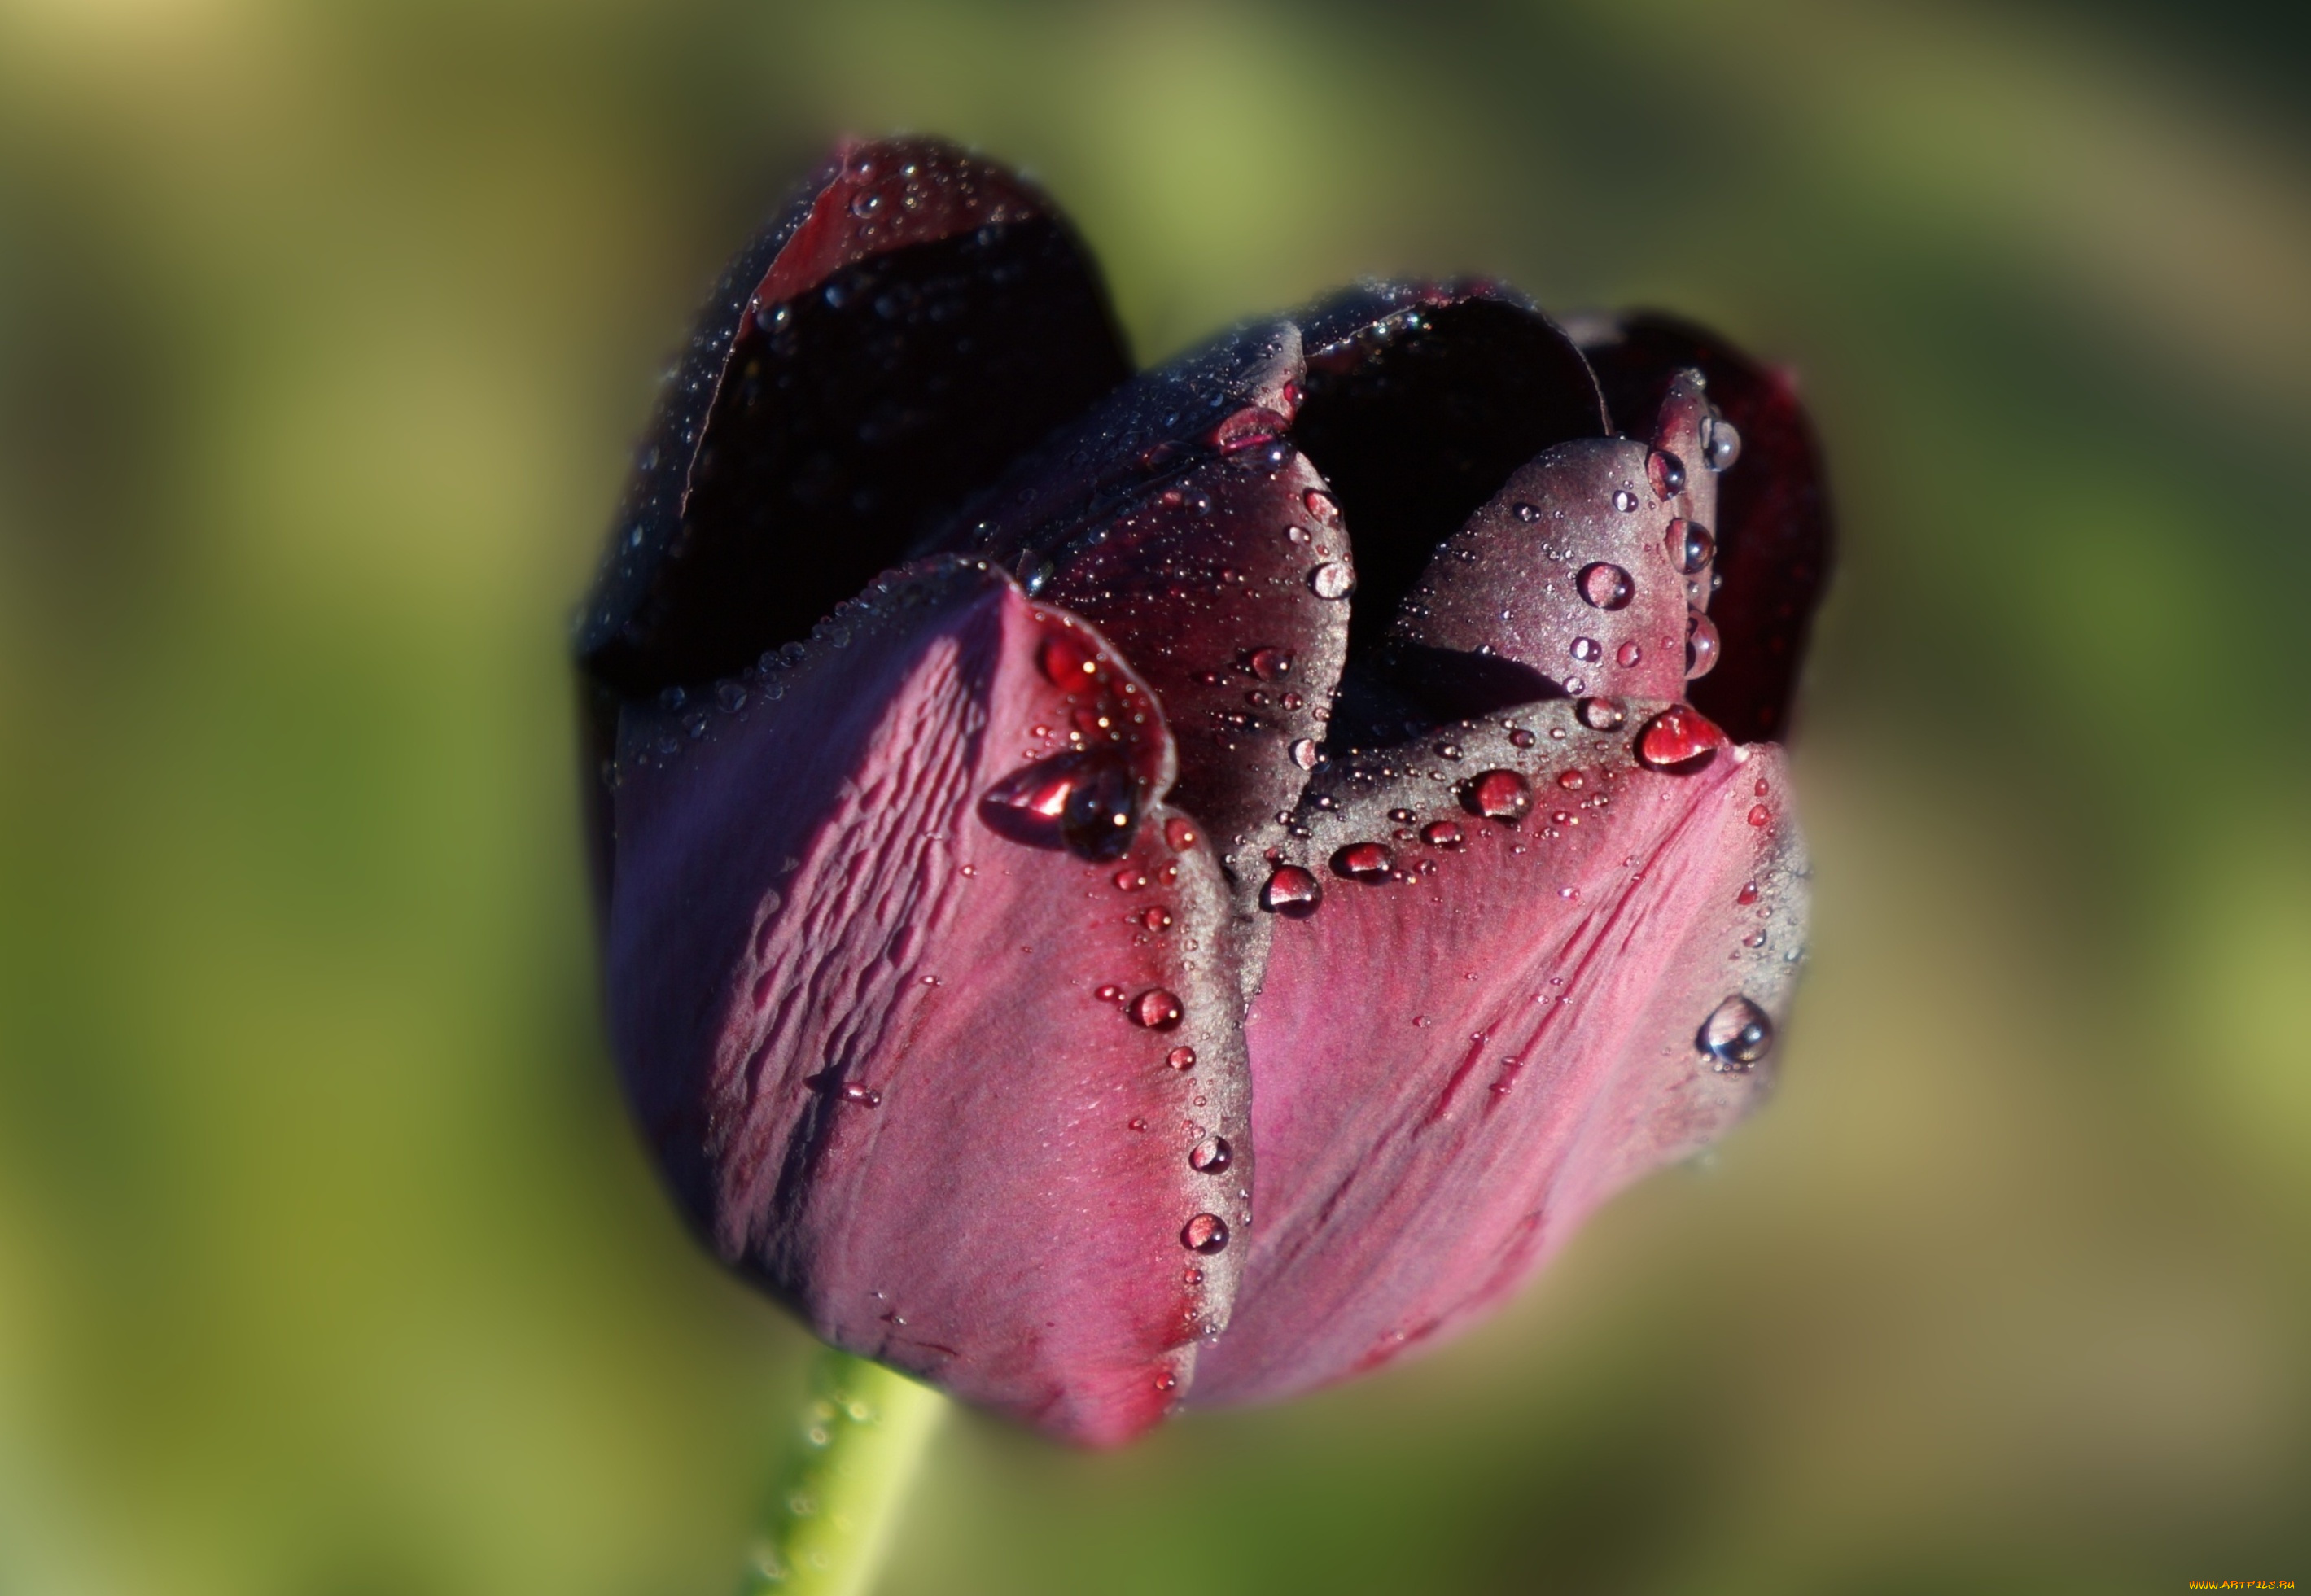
741 1348 948 1596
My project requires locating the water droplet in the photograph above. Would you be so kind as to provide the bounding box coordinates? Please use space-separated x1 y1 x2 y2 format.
1168 1046 1198 1070
1131 989 1184 1030
1611 488 1639 513
838 1082 882 1107
1579 562 1635 610
1569 636 1603 663
1128 1116 1149 1131
1248 646 1293 681
1331 842 1393 881
717 681 749 712
1508 727 1537 749
1704 416 1742 471
1311 562 1354 600
1698 995 1772 1069
849 190 886 218
1649 449 1687 498
1736 880 1760 905
1289 737 1320 770
1669 518 1714 574
1556 770 1585 791
1747 804 1771 828
1637 707 1729 772
1685 610 1721 680
1114 866 1149 890
1140 906 1174 930
1616 641 1643 667
1182 1213 1230 1253
1421 820 1464 849
1096 984 1125 1003
1512 501 1543 523
1303 488 1341 524
1040 633 1099 686
1578 697 1626 730
1189 1136 1232 1174
1464 769 1533 822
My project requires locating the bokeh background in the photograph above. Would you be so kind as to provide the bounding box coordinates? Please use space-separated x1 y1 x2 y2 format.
3 0 2307 1590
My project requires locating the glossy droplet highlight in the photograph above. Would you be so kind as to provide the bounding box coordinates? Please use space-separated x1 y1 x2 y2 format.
1303 488 1341 523
1569 636 1602 664
1130 988 1184 1030
1167 1046 1197 1071
1736 879 1760 906
1188 1136 1232 1174
1464 769 1533 822
1331 842 1393 882
837 1082 882 1107
1578 697 1625 731
1039 632 1099 686
1685 610 1721 680
1649 449 1687 498
1616 641 1643 667
1669 518 1714 574
1164 816 1198 852
1512 501 1542 523
1698 995 1773 1069
1578 562 1635 610
1637 707 1730 772
1289 737 1320 770
981 750 1144 860
1310 562 1354 600
1748 804 1771 827
1182 1213 1230 1253
1612 488 1639 514
1420 820 1464 849
1704 416 1742 471
1260 864 1322 918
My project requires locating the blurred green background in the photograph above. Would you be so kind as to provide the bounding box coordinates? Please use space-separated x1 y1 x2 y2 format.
2 0 2307 1590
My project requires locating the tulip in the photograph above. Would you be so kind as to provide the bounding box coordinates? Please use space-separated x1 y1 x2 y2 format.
576 138 1830 1448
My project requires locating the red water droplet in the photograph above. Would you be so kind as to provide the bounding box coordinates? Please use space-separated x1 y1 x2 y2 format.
1331 842 1394 881
1616 641 1643 667
1164 816 1198 852
837 1082 882 1107
1556 770 1585 791
1747 804 1771 827
1637 707 1730 772
1127 1115 1149 1131
1040 632 1099 686
1096 983 1126 1003
1114 867 1149 890
1140 906 1174 930
1669 518 1714 573
1182 1213 1230 1253
1167 1045 1197 1071
1421 820 1464 850
1208 404 1287 453
1648 448 1687 499
1303 488 1341 524
1736 879 1760 906
1189 1135 1232 1174
1247 646 1293 681
1579 562 1635 610
1508 727 1537 748
1464 769 1533 822
1261 864 1323 916
1569 636 1602 663
1131 988 1184 1030
1578 697 1625 731
1754 778 1770 798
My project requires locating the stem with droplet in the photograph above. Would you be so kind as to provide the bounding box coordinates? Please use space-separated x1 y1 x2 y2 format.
739 1349 947 1595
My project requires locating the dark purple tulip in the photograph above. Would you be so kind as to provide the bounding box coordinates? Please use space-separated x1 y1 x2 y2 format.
577 138 1831 1445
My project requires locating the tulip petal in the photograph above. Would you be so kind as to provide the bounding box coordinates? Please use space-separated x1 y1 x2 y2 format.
1572 313 1832 742
1193 705 1805 1406
606 560 1250 1445
577 138 1131 695
933 321 1352 861
1385 371 1718 718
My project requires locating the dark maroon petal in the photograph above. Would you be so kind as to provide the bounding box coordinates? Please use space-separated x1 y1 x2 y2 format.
1289 281 1608 680
605 560 1248 1445
1572 313 1832 742
932 322 1350 863
1385 372 1718 718
1191 703 1805 1406
576 138 1131 695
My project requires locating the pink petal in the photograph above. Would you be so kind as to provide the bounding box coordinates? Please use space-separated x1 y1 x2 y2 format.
1193 703 1804 1406
606 561 1249 1445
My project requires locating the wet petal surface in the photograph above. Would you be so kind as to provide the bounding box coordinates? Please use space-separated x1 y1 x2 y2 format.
606 561 1247 1445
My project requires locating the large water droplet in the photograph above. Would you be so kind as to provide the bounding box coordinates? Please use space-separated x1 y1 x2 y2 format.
1261 864 1323 917
1310 562 1354 600
1189 1136 1232 1174
1464 769 1533 822
1303 488 1341 524
1131 988 1184 1030
1704 416 1742 471
1649 449 1687 498
1331 842 1393 881
1040 632 1099 687
1698 995 1772 1069
1182 1213 1230 1253
1289 737 1320 770
1579 562 1635 610
1569 636 1603 663
1669 518 1714 574
1637 707 1729 772
1248 646 1293 681
1685 610 1721 680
